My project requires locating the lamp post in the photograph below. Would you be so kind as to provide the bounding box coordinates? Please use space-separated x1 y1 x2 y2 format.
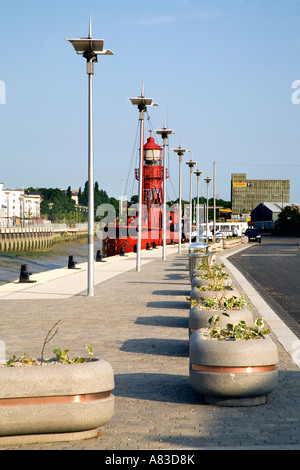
204 176 212 242
185 155 197 244
194 165 203 239
66 16 113 296
173 140 188 254
155 118 174 261
129 83 158 272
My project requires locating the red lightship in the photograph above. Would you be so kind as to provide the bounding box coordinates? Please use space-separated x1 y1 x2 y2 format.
102 131 179 257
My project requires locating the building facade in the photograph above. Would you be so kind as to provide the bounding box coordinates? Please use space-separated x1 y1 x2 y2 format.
0 183 41 225
231 173 290 216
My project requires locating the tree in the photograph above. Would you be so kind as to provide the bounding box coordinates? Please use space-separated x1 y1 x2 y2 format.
278 205 300 234
35 188 76 222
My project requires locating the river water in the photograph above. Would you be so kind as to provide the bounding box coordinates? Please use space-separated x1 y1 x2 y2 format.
0 240 103 286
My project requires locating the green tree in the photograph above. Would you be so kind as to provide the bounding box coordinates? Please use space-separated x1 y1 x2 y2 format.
278 205 300 234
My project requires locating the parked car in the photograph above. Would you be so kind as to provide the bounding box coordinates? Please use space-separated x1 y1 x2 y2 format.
245 228 262 243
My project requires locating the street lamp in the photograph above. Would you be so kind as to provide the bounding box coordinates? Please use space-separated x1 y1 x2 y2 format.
129 82 158 272
155 118 174 261
185 154 197 244
194 165 203 239
173 140 189 254
204 176 212 242
66 16 114 297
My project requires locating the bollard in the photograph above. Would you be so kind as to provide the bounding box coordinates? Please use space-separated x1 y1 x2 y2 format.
120 246 125 256
133 244 137 253
68 255 79 269
19 264 36 283
96 250 106 262
146 242 150 250
152 241 157 249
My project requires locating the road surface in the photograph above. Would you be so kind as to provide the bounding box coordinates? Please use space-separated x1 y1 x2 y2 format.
229 235 300 339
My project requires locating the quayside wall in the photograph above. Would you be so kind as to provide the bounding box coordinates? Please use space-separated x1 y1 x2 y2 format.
0 227 54 252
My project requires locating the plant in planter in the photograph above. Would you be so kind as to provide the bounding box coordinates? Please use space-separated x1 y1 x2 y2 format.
189 314 279 406
191 262 232 297
189 293 253 336
0 321 115 443
189 260 253 335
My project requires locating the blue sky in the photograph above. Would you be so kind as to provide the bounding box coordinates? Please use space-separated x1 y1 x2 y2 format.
1 0 300 203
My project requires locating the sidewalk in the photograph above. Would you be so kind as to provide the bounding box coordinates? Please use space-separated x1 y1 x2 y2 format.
0 244 299 450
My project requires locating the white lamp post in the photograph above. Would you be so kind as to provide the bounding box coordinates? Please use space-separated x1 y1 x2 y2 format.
129 83 158 272
172 140 188 254
185 155 197 244
194 165 203 239
155 118 174 261
66 16 113 296
204 176 212 242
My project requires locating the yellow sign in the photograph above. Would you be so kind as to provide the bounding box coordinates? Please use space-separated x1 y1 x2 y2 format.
233 182 247 188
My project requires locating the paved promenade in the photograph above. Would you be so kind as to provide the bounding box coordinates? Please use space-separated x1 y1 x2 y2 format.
0 243 299 450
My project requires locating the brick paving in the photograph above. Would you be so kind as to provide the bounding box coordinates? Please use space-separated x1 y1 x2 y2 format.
0 246 299 450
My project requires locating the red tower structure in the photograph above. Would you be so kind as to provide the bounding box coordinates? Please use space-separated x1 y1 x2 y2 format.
102 132 177 257
135 132 166 237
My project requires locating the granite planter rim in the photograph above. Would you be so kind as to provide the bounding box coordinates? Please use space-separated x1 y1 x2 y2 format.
0 358 115 440
189 305 254 335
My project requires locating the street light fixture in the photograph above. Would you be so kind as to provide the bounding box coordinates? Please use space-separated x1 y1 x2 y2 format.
66 15 114 297
185 154 197 244
173 140 189 254
155 118 174 261
129 82 158 272
194 165 203 239
204 176 212 242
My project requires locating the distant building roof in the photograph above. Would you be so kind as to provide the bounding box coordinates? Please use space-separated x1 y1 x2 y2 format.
262 202 290 212
262 202 300 212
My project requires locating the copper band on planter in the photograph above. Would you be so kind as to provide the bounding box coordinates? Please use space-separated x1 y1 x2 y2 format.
191 364 276 374
0 391 111 407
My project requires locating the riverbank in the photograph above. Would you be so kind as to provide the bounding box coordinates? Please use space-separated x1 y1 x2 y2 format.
0 237 98 286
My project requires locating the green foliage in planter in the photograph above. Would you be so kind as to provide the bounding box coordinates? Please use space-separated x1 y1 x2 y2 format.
190 295 247 310
5 353 39 367
207 313 270 340
53 344 94 364
198 280 233 292
196 262 229 282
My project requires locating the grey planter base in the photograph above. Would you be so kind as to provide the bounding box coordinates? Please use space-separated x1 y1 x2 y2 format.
190 368 278 407
0 428 99 446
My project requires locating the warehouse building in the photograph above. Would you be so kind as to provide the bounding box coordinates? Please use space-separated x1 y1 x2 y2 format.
231 173 290 216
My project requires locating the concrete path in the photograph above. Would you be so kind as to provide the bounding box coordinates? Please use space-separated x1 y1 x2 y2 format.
0 244 299 450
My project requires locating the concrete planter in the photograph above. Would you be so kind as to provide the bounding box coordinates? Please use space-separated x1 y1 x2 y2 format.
0 359 115 441
190 330 278 406
223 238 242 249
190 285 209 302
190 284 239 302
189 305 253 336
191 275 210 288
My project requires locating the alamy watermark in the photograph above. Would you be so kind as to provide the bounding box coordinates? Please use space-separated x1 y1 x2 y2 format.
96 203 181 242
0 80 6 104
291 80 300 104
